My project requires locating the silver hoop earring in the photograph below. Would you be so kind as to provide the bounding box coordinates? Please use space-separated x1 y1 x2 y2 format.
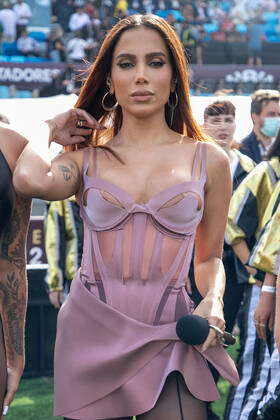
168 91 179 127
102 91 119 112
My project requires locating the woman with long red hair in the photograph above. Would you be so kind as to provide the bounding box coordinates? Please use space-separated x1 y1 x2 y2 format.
14 14 238 420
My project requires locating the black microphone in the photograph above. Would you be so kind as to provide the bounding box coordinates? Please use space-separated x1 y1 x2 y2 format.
176 314 236 346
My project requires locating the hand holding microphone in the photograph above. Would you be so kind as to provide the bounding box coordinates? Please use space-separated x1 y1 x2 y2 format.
176 314 236 348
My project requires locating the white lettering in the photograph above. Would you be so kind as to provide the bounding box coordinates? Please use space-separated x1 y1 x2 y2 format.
0 66 63 84
225 69 274 83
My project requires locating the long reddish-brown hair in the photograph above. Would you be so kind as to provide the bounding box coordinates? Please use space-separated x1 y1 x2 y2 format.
74 14 206 148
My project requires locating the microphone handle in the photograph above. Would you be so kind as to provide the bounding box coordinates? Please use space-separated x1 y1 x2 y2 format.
209 324 236 346
223 331 236 346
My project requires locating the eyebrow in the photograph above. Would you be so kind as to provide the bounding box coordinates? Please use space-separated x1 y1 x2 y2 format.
115 52 167 60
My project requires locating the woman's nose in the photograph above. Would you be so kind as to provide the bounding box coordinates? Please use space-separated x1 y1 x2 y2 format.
134 64 149 84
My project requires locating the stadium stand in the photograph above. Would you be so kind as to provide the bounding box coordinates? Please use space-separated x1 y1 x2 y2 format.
0 0 279 97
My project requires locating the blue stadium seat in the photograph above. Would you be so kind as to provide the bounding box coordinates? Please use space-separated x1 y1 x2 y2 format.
203 23 219 33
0 55 8 62
25 56 46 62
267 35 280 43
155 10 168 18
9 55 26 62
0 85 10 98
235 23 247 33
28 31 47 43
15 90 32 98
262 11 278 25
2 42 19 56
154 9 184 20
263 23 277 37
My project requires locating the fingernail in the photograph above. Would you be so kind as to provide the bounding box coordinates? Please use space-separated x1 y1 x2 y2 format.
3 405 9 415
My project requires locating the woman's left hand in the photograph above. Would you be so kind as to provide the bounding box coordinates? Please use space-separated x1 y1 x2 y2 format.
192 294 225 352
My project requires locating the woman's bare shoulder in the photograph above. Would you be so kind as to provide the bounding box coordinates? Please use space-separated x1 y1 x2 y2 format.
203 140 229 169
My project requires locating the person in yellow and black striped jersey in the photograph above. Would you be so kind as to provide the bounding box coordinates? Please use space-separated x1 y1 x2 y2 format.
275 269 280 353
247 181 280 419
224 131 280 420
44 196 83 309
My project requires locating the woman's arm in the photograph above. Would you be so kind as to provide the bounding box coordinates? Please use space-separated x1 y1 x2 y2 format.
14 144 84 201
13 109 101 201
0 194 31 413
193 143 232 351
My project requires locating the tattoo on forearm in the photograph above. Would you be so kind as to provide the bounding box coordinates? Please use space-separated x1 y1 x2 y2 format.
0 186 29 362
58 163 77 182
0 194 31 268
0 270 26 360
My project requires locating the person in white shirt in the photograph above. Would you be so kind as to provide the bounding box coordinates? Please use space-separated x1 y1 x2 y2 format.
66 30 95 62
13 0 32 39
68 7 91 38
17 29 39 56
0 2 17 42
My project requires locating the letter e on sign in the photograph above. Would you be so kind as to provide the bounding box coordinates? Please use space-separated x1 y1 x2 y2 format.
33 229 42 245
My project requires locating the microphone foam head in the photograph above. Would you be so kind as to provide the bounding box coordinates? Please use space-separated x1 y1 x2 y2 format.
176 314 209 345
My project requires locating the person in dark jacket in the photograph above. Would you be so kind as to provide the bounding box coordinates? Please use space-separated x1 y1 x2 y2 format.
240 89 280 163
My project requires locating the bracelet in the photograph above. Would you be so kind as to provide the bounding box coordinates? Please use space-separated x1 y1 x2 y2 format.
261 285 276 293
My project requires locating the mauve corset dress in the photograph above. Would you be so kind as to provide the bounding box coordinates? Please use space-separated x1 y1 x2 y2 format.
54 142 239 419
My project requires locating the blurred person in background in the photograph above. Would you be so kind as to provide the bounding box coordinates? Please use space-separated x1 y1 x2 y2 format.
12 0 32 39
68 6 92 39
240 89 280 163
52 0 75 34
180 20 197 62
16 29 39 57
224 135 280 420
47 20 66 62
114 0 128 16
45 197 83 309
66 30 97 63
0 1 16 42
247 16 265 66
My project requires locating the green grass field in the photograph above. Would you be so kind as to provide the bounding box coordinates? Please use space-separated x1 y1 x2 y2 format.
8 342 238 419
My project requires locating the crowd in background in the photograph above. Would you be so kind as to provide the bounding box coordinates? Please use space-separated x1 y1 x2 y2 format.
0 0 280 97
0 0 280 65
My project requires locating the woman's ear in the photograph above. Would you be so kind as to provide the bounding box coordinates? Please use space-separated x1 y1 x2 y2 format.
106 76 114 94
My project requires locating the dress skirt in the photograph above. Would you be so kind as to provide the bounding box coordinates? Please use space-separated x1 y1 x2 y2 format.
54 272 239 419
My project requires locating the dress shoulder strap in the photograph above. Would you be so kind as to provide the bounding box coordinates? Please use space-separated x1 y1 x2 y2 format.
82 147 98 178
191 141 207 182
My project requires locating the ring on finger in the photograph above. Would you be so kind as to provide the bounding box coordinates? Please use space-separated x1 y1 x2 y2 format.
259 323 266 327
77 120 83 128
209 324 224 339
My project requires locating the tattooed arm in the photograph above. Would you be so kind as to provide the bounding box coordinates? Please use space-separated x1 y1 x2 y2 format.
13 147 85 201
0 193 31 412
13 108 102 201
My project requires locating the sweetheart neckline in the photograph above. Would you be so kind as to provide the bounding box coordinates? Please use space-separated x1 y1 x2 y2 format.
84 174 203 207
